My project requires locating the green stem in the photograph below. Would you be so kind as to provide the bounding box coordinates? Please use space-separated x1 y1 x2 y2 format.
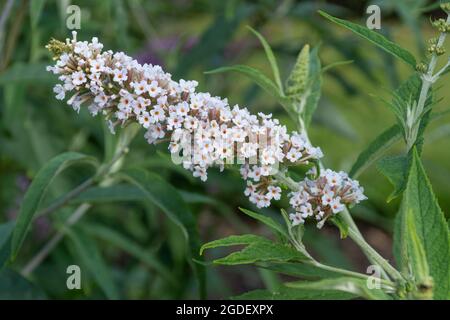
347 228 404 283
309 260 395 289
407 13 450 151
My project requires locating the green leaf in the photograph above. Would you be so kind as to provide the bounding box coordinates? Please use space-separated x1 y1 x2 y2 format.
394 149 450 299
30 0 47 28
404 208 433 299
200 234 307 265
11 152 98 259
67 228 120 300
120 168 205 298
200 234 261 255
319 11 416 68
286 277 391 300
205 65 283 100
321 60 354 73
0 221 15 269
350 125 402 178
330 215 349 239
232 285 355 300
81 223 175 285
377 155 409 202
247 26 283 91
238 207 288 238
0 268 47 299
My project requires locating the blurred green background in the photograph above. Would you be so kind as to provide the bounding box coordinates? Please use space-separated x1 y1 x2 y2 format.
0 0 449 299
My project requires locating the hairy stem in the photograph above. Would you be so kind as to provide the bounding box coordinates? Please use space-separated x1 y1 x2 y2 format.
309 260 395 289
347 228 404 283
407 13 450 150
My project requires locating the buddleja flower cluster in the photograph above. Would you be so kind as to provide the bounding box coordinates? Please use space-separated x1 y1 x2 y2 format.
46 32 366 228
289 169 367 228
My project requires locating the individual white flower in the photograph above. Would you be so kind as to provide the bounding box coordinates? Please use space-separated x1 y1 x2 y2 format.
150 105 166 122
175 101 190 117
148 80 162 97
72 71 87 86
244 182 256 196
329 197 345 214
231 128 247 143
240 142 258 158
94 93 108 107
286 148 302 162
299 203 313 218
113 68 128 83
289 212 304 226
146 123 165 143
133 97 149 115
266 185 281 200
138 112 152 129
192 166 208 182
90 58 105 73
53 84 66 100
179 79 198 93
256 195 271 208
321 191 334 206
167 115 183 130
131 80 149 95
247 166 262 182
184 116 198 130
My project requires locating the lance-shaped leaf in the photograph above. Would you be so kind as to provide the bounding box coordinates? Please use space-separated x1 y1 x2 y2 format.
200 234 308 265
0 221 15 269
319 11 416 68
247 26 283 91
377 154 409 202
393 149 450 299
67 228 119 300
81 222 175 285
238 207 288 238
205 65 282 99
349 125 402 179
11 152 98 259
